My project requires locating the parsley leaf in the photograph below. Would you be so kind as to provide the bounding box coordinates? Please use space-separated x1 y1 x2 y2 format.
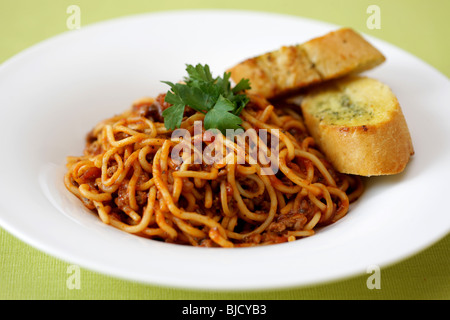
161 64 251 133
204 95 243 134
161 102 185 131
232 78 251 94
185 64 214 83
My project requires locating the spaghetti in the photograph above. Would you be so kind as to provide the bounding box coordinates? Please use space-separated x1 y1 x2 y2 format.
64 93 363 247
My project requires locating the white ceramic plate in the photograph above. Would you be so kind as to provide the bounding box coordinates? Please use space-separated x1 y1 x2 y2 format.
0 10 449 291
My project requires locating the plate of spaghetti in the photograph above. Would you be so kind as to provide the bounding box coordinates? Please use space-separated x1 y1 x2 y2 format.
0 10 449 290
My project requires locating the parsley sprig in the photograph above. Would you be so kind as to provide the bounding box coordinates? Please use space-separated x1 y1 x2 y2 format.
161 64 251 134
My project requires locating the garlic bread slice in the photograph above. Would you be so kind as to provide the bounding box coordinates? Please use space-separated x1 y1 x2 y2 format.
228 28 385 99
300 76 414 176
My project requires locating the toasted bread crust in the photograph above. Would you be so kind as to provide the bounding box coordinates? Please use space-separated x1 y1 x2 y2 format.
301 76 414 176
229 46 322 98
228 28 386 99
301 28 386 80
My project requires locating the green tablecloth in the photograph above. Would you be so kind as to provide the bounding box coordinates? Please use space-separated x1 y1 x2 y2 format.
1 0 449 300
